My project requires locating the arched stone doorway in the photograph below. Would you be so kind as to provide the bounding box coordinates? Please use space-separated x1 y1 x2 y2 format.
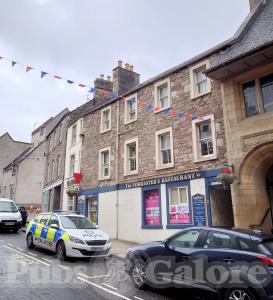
235 142 273 233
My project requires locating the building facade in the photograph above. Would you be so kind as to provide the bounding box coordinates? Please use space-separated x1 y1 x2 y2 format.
42 109 70 212
75 57 231 243
207 0 273 233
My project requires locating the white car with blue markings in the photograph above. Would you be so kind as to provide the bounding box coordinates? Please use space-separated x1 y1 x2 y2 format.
26 212 111 260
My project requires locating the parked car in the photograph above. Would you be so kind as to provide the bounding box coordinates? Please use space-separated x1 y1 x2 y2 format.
0 198 22 232
18 206 28 226
26 211 111 260
125 227 273 300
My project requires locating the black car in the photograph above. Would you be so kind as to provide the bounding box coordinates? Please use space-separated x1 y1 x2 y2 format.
18 206 28 226
125 227 273 300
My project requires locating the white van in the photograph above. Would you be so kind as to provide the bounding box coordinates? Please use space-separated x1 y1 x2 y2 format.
0 198 22 232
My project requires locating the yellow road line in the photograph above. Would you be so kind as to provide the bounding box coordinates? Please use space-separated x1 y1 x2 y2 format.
77 277 133 300
3 245 50 267
78 272 110 279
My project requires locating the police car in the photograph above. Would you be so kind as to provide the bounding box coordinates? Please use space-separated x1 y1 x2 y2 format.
26 212 111 260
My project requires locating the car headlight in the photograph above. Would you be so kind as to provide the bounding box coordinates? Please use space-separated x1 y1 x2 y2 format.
69 236 85 245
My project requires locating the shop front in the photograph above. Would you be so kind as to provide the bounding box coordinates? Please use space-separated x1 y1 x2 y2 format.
78 169 233 243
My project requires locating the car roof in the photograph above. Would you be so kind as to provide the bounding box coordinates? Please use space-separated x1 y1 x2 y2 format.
0 198 14 202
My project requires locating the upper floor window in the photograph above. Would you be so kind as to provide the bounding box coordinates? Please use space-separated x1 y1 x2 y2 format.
190 60 211 99
192 115 217 162
59 123 63 143
125 95 137 124
71 124 77 145
55 155 60 178
101 106 111 133
243 73 273 118
154 79 170 112
155 127 174 170
124 138 138 175
99 147 111 180
70 154 75 176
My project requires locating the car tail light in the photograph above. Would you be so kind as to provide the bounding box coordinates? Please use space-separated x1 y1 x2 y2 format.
256 255 273 267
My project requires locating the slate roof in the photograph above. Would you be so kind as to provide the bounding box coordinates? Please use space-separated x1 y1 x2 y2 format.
208 0 273 71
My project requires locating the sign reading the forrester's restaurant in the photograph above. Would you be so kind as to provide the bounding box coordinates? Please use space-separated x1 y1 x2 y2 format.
122 171 202 189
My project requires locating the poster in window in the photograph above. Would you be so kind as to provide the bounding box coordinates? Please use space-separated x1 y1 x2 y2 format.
144 190 160 225
169 203 190 224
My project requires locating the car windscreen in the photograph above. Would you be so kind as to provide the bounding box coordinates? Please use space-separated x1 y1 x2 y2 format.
60 216 97 229
0 201 18 213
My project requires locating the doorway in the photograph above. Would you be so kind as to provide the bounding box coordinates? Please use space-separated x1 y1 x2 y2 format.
87 196 98 224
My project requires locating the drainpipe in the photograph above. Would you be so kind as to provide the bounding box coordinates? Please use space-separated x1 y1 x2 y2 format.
115 100 120 240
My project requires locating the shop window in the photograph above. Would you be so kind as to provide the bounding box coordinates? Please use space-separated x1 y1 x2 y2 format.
125 95 137 123
155 127 174 170
68 196 75 211
71 124 77 145
88 196 98 224
100 106 111 133
99 147 111 180
168 186 190 225
154 78 171 112
190 60 211 99
192 115 217 162
142 188 162 229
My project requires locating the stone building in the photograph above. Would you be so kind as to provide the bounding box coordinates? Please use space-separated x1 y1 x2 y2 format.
0 132 30 198
42 108 70 212
73 52 231 243
206 0 273 233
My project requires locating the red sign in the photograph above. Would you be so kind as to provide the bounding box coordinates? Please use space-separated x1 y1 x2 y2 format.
73 173 83 184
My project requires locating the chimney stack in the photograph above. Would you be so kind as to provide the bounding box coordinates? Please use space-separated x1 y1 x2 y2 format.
107 76 111 81
94 74 113 99
112 60 140 95
249 0 261 10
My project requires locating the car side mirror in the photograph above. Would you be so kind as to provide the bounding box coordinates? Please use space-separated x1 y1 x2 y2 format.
50 224 59 229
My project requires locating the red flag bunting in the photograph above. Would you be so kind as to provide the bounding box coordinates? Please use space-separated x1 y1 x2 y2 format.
171 111 177 116
26 66 34 72
154 106 161 111
78 83 86 88
54 75 62 79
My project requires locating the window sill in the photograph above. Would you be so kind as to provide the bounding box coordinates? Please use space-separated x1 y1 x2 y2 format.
166 224 193 229
194 154 217 163
156 163 174 170
124 119 137 125
124 171 139 177
100 129 111 134
191 90 211 100
98 176 111 181
154 106 171 114
142 225 163 229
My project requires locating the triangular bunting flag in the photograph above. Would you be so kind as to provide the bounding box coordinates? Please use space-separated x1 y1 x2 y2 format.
41 71 48 78
178 112 184 118
11 61 17 67
88 87 96 93
67 80 74 84
78 83 86 88
171 111 177 117
26 66 34 72
191 116 198 120
54 75 62 79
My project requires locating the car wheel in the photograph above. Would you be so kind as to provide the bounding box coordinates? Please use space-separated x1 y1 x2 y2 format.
27 233 34 249
56 240 66 261
131 259 147 289
224 288 258 300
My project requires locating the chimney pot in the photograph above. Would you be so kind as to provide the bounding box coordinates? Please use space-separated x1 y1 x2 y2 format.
118 60 122 68
125 63 130 70
100 74 104 80
249 0 261 10
129 65 134 72
107 76 111 81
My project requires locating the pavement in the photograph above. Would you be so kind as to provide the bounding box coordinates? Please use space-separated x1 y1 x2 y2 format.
0 229 215 300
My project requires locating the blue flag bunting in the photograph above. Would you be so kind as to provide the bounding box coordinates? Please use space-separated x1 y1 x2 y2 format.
178 112 185 118
41 71 48 78
88 87 96 93
67 80 74 84
191 116 198 120
11 61 17 67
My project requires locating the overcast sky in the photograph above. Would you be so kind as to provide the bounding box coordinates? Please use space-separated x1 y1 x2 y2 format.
0 0 249 142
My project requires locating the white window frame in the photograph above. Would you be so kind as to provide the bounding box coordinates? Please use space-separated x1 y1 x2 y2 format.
192 114 217 162
124 137 138 176
71 124 77 146
100 106 111 133
99 147 111 180
169 186 189 206
70 154 75 176
155 127 174 170
154 78 171 113
125 94 138 124
190 60 211 99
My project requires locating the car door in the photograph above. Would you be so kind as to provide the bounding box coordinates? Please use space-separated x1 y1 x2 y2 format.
158 229 205 286
46 214 60 251
37 214 51 250
199 230 239 265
